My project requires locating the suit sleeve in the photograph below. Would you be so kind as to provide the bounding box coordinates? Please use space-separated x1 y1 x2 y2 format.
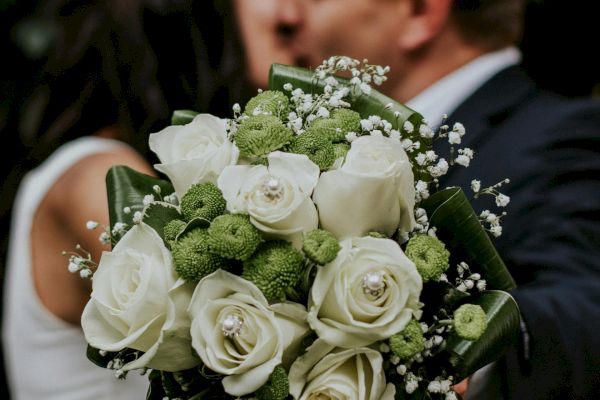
500 102 600 399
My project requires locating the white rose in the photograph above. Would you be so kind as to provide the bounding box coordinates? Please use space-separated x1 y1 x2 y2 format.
288 339 396 400
218 151 320 247
81 223 198 371
308 237 422 348
149 113 239 197
188 270 309 396
313 134 415 239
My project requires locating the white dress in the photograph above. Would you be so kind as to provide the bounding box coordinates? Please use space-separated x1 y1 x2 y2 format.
2 137 149 400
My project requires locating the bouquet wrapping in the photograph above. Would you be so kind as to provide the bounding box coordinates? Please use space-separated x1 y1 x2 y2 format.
74 57 520 400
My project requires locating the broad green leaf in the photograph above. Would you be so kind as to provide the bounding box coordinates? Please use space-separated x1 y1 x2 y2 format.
86 345 116 368
172 109 199 125
268 64 430 179
106 165 174 241
143 202 182 242
445 290 521 379
422 187 516 291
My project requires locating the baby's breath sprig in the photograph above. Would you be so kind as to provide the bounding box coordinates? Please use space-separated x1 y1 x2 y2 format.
472 178 511 207
469 178 510 237
455 261 487 292
62 244 97 279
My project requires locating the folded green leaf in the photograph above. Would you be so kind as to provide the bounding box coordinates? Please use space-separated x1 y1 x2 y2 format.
172 109 199 125
106 165 174 243
445 290 520 379
422 187 516 291
143 202 182 242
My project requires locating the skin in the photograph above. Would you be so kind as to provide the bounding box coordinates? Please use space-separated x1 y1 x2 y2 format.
234 0 305 89
31 126 154 325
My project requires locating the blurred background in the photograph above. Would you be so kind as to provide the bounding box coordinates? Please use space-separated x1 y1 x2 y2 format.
1 0 598 397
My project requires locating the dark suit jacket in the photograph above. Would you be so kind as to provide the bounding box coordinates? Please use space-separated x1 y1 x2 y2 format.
440 66 600 399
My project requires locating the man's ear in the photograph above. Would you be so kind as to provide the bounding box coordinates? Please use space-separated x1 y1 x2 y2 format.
398 0 453 51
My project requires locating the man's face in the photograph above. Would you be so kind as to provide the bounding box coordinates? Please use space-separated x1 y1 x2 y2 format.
234 0 305 88
293 0 407 73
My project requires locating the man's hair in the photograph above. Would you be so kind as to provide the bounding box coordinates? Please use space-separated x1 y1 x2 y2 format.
451 0 526 50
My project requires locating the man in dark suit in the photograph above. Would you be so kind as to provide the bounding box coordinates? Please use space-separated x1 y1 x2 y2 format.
286 0 600 398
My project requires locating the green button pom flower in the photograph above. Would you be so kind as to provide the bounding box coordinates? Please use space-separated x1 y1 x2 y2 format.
235 115 294 158
180 182 226 222
405 234 450 282
163 219 186 242
389 319 425 361
171 228 226 282
302 229 340 265
207 214 262 260
289 130 335 170
453 304 487 341
255 365 289 400
244 90 290 120
310 108 361 142
242 241 305 301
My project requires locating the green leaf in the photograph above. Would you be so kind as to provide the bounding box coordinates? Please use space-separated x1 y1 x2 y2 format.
172 109 199 125
422 187 516 291
146 370 165 400
421 187 520 379
445 290 521 379
143 202 182 242
106 165 174 241
268 64 430 179
86 345 116 368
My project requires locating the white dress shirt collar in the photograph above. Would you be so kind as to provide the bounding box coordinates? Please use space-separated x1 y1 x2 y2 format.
406 46 522 129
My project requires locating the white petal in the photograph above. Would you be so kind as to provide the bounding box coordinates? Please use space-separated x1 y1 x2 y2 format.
268 151 320 195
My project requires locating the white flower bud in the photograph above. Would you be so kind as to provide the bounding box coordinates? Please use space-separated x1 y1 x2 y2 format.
86 221 99 230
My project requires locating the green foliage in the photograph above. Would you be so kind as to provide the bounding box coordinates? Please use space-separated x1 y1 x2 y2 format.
289 130 335 170
207 214 262 260
255 365 289 400
388 319 425 361
106 166 174 243
180 182 226 222
421 188 516 291
171 109 199 125
244 90 290 120
235 115 294 158
302 229 340 265
405 234 450 282
243 241 305 301
171 228 227 282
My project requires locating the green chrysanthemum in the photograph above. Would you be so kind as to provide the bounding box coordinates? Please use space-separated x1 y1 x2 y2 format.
332 142 350 161
367 231 388 239
244 90 290 120
302 229 340 265
389 319 425 361
242 241 305 301
180 182 226 222
453 304 487 341
236 115 294 158
171 228 226 282
288 130 335 170
310 108 361 142
207 214 262 260
255 365 289 400
163 219 186 242
405 234 450 282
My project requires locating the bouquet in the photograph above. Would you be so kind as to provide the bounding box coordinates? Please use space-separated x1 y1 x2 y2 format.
70 57 520 399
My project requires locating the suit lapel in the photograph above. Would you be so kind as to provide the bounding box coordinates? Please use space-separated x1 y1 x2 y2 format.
440 67 537 182
448 66 537 149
